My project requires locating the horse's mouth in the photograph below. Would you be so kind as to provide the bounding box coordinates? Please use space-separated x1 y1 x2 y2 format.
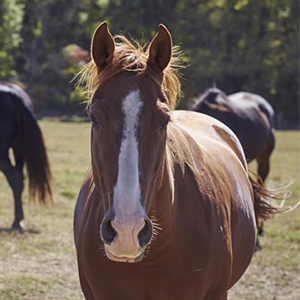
105 249 144 263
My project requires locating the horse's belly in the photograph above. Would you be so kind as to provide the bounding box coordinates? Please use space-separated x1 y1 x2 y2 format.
0 96 17 149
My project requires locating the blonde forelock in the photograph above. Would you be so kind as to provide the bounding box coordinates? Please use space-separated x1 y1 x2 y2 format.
75 35 183 110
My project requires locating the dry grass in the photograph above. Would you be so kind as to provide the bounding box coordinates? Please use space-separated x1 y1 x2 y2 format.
229 131 300 300
0 120 299 299
0 120 89 300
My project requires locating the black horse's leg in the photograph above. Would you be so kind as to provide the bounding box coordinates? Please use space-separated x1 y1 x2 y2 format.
12 145 25 228
0 149 24 230
256 150 269 238
256 130 275 239
257 158 270 183
257 130 275 182
256 150 268 239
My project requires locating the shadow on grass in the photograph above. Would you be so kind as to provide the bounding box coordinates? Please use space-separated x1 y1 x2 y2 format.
0 227 40 235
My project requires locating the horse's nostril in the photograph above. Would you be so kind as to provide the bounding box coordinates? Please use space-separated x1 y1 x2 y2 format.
101 218 117 245
138 218 153 247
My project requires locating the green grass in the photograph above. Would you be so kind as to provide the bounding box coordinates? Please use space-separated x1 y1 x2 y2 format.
0 120 299 299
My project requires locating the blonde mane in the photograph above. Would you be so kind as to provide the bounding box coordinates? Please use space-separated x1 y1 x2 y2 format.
76 35 183 110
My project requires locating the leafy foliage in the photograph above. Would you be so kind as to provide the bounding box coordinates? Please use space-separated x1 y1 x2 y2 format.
0 0 298 126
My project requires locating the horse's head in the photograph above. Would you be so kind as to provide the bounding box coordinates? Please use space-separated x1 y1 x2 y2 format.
192 86 230 114
83 22 180 263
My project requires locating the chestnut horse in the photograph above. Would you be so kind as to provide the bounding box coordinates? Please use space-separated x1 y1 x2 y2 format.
74 23 277 300
0 82 52 230
191 86 275 182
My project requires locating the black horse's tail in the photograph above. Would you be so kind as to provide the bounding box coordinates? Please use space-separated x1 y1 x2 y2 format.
15 98 52 204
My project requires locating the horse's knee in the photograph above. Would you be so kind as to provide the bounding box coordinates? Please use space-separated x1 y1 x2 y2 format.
6 168 24 194
13 170 24 193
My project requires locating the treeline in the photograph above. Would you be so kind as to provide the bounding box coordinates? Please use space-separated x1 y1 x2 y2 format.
0 0 298 127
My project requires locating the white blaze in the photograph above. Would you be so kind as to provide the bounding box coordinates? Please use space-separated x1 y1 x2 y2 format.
113 90 143 216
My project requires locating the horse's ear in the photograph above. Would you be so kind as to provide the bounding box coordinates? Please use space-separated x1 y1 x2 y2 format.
148 24 172 71
91 22 115 69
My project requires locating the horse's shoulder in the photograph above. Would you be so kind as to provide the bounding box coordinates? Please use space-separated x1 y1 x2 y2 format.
74 168 95 245
228 92 275 125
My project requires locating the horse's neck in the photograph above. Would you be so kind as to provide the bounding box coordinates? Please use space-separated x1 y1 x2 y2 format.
145 158 176 258
148 150 177 230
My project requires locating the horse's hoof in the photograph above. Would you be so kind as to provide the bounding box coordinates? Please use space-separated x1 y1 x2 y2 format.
11 221 24 232
258 228 264 236
255 240 261 252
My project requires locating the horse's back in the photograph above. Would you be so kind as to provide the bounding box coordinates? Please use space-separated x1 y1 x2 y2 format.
0 82 35 115
0 85 18 151
172 110 248 169
0 83 36 147
228 91 275 128
172 110 257 287
172 110 253 211
217 92 274 161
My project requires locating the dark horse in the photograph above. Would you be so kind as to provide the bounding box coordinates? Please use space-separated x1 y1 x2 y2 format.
191 86 275 182
74 23 278 300
0 82 52 230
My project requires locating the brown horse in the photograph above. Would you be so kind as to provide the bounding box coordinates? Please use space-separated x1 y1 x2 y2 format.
0 82 52 230
74 23 277 300
191 86 275 182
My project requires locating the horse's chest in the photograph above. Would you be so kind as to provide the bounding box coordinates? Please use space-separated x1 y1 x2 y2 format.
77 199 232 299
79 229 230 300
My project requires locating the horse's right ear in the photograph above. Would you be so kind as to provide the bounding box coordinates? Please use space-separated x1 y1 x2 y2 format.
91 22 115 70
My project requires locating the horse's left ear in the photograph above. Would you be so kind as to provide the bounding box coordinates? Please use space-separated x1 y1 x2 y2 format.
91 22 115 69
148 24 172 71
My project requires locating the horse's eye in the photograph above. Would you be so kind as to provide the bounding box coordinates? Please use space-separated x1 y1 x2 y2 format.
160 118 170 131
89 114 99 127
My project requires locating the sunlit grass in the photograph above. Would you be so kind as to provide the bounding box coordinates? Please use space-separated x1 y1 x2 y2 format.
230 130 300 300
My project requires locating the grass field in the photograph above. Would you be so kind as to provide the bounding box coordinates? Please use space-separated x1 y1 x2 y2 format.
0 120 299 300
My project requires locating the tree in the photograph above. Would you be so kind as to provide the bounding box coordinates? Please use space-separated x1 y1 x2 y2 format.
0 0 298 126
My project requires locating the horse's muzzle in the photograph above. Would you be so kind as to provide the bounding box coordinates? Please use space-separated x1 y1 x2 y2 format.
100 214 153 263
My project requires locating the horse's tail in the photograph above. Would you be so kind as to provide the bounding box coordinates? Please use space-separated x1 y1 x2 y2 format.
252 180 278 223
16 99 52 204
250 176 282 225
